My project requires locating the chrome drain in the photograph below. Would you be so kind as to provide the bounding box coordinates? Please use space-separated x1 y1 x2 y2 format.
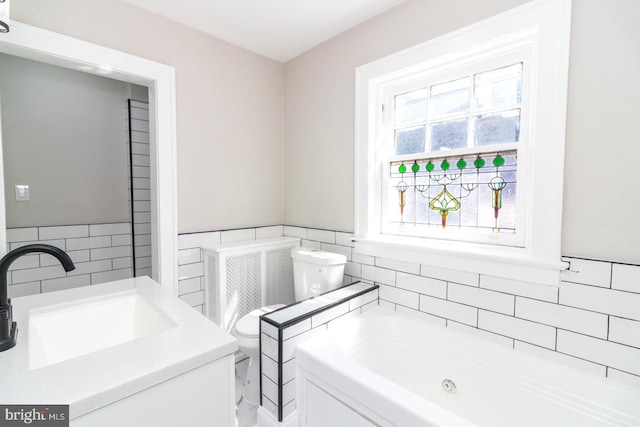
442 379 458 395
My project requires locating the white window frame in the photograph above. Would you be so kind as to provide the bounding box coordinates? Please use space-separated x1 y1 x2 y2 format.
381 51 530 246
354 0 572 286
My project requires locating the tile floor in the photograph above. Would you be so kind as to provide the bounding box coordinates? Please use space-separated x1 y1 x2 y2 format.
235 357 251 426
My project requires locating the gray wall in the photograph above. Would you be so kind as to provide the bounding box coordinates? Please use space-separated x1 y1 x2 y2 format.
12 0 285 235
0 53 130 227
283 0 640 265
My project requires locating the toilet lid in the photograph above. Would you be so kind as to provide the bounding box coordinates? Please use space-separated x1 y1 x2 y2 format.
234 304 285 338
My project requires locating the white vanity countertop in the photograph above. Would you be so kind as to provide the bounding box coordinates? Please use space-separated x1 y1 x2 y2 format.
0 276 237 419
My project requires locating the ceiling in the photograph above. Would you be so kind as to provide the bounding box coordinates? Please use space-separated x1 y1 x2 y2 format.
122 0 408 62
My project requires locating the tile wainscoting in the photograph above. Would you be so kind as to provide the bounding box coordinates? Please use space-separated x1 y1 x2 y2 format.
179 225 640 389
260 282 379 421
6 223 133 297
177 225 287 314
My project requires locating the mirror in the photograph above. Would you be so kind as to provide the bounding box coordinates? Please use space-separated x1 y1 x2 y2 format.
0 52 153 297
0 22 178 294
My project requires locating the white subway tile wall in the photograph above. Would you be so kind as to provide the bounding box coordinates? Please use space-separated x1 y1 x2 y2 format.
220 228 256 243
259 284 379 421
559 281 640 321
176 227 295 313
310 301 350 328
560 258 612 288
6 223 133 298
421 294 478 326
612 264 640 293
283 227 640 387
306 228 335 244
127 100 153 278
176 231 220 313
256 226 284 240
365 251 640 384
177 225 640 389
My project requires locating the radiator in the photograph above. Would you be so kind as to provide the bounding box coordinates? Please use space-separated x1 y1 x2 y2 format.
203 237 300 333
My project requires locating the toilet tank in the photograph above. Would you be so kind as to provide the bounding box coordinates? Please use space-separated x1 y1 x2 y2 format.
291 247 347 301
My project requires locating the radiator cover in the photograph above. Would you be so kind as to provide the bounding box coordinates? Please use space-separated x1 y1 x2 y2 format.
203 237 300 333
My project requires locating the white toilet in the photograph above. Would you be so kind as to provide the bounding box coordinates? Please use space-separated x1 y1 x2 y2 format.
233 247 347 424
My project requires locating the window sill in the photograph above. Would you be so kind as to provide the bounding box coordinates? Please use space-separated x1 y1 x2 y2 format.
354 235 568 287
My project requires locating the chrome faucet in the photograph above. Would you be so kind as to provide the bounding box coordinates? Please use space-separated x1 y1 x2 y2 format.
0 244 75 352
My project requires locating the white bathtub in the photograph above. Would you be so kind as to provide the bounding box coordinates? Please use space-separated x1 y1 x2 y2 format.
296 307 640 427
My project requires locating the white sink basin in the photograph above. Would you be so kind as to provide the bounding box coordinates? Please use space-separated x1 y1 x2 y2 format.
28 290 177 369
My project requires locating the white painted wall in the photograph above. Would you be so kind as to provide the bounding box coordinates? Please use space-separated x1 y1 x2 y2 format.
0 53 130 227
10 0 640 265
11 0 285 234
283 0 530 233
283 0 640 264
561 0 640 264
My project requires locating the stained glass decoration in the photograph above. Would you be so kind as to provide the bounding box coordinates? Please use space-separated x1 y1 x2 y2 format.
488 176 507 231
389 150 517 234
411 161 420 173
396 163 408 225
426 161 435 172
429 188 460 228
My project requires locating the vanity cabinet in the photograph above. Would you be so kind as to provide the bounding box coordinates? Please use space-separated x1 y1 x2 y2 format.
72 355 235 427
1 277 238 427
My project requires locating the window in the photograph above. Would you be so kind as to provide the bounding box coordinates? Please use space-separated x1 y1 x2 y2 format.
383 61 525 245
354 0 572 285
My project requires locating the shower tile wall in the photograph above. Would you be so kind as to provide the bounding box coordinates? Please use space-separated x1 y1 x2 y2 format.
127 100 152 277
6 223 133 298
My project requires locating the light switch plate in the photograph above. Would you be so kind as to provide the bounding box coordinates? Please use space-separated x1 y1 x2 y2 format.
15 184 30 201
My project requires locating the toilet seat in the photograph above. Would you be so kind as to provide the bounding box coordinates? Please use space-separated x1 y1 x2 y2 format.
234 304 285 338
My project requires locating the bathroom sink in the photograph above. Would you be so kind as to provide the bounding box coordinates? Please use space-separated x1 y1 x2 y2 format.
28 290 176 369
